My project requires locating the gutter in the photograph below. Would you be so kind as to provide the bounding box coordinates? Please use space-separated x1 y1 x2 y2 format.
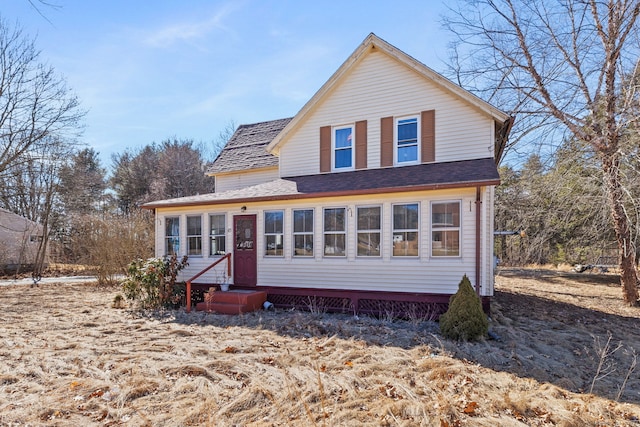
141 178 500 210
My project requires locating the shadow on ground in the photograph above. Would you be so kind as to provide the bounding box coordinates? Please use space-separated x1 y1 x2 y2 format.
153 270 639 404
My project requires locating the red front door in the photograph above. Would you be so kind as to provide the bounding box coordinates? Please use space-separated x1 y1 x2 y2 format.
233 215 257 286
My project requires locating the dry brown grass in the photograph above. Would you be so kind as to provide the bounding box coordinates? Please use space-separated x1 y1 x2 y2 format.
0 269 639 426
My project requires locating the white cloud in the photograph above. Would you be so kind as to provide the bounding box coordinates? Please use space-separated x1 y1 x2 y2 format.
142 2 239 48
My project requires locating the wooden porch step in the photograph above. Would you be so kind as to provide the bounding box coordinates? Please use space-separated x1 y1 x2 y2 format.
195 290 267 314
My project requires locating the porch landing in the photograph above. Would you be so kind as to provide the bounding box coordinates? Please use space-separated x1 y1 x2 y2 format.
195 290 267 314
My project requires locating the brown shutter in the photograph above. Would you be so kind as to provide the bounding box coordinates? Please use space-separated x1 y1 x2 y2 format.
421 110 435 163
380 116 393 167
355 120 367 169
320 126 331 172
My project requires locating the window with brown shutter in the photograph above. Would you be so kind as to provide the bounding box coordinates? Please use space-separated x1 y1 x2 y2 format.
396 116 419 164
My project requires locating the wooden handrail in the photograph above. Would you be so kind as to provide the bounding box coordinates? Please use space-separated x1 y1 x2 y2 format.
186 253 231 312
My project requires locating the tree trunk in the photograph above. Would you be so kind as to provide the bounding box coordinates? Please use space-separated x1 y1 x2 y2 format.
602 155 639 306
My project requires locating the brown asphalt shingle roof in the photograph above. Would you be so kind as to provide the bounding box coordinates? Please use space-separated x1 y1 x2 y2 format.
143 158 500 209
207 117 293 174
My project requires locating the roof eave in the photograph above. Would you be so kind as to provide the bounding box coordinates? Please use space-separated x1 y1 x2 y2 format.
206 164 279 177
267 33 510 155
266 33 376 156
141 178 500 210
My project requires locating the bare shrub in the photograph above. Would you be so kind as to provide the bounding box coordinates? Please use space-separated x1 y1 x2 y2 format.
68 210 154 285
304 296 327 316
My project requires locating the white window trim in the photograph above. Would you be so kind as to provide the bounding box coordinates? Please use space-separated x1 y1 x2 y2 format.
394 115 420 166
392 202 420 257
209 213 226 257
332 124 355 171
323 207 347 257
430 200 462 258
264 210 284 257
293 209 314 257
356 205 382 257
186 215 203 257
164 216 180 256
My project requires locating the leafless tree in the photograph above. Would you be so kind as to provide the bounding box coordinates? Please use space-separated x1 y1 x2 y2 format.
0 18 83 277
25 0 62 24
445 0 640 305
211 119 237 159
0 18 84 179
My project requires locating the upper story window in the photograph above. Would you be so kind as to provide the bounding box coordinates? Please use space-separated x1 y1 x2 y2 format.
165 216 180 255
333 125 354 171
187 215 202 256
264 210 284 256
323 207 346 256
293 209 314 257
210 214 226 256
392 203 419 257
431 201 460 257
396 116 419 165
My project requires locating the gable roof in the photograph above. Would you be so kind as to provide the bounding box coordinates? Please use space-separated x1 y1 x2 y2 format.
267 33 510 156
0 208 42 235
143 157 499 209
207 117 293 175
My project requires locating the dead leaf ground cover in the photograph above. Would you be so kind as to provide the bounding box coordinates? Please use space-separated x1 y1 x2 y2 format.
0 269 639 426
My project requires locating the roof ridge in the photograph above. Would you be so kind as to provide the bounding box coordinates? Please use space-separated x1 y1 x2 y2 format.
237 117 293 129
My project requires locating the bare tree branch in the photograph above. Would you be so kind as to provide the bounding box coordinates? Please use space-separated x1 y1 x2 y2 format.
444 0 640 305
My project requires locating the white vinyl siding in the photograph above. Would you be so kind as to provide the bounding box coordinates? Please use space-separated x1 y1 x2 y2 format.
482 186 495 296
278 50 493 177
215 167 279 192
154 186 493 295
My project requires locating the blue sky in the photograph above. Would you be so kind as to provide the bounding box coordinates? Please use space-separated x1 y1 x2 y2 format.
2 0 451 170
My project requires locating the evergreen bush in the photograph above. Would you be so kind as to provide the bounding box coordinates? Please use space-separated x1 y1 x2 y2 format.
122 254 188 309
439 274 488 341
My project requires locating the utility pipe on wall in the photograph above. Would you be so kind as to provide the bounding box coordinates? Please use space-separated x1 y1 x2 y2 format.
475 186 481 295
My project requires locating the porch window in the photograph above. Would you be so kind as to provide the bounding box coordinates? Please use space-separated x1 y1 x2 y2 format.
357 206 381 257
187 215 202 256
264 211 284 256
293 209 314 256
431 201 460 257
333 125 354 170
323 207 346 256
209 214 226 256
396 116 419 164
165 216 180 255
393 203 419 257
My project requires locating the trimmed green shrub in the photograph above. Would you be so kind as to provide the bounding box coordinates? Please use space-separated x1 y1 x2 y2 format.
439 274 488 341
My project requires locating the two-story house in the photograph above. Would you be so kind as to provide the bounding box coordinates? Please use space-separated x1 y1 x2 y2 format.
143 33 512 316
